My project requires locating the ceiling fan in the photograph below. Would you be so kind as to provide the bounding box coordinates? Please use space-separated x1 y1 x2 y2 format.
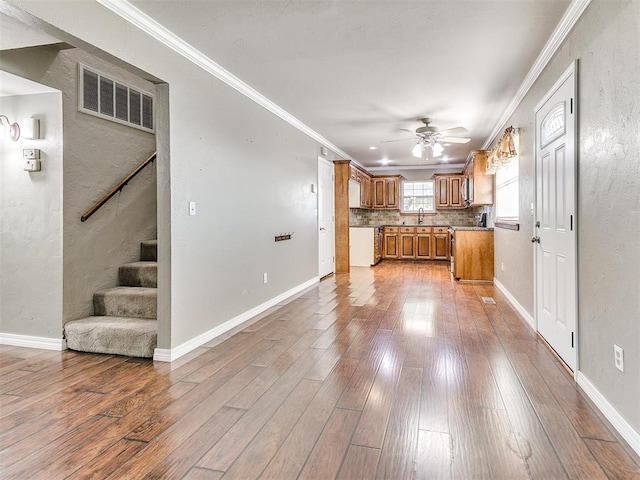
384 118 471 158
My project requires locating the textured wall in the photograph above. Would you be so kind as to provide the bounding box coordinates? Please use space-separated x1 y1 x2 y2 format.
6 0 327 350
0 46 158 323
493 0 639 432
0 92 63 338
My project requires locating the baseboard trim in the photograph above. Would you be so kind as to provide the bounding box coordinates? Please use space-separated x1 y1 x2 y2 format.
493 277 535 329
576 371 640 456
0 333 67 351
153 276 320 362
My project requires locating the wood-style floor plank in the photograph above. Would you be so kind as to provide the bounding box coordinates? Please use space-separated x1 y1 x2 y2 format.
0 261 637 479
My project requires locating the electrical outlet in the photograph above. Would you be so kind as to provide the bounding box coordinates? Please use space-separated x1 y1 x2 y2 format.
614 344 624 372
263 273 268 284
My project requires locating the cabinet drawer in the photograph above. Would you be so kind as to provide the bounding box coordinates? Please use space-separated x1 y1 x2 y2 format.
400 227 416 234
433 227 449 234
384 226 399 233
416 227 432 234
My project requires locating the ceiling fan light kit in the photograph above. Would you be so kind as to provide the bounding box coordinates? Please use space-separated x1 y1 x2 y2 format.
383 117 470 160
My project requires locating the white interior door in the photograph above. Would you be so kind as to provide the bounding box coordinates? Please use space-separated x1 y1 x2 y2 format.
318 158 335 278
534 63 577 371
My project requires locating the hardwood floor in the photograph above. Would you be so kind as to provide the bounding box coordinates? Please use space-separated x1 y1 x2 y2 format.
1 261 638 479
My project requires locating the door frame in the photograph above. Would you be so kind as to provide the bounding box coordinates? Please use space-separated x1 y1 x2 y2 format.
317 156 335 278
533 60 579 375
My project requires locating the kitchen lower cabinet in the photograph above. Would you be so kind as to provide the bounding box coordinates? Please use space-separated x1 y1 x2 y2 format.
383 227 399 258
400 227 416 258
432 227 450 260
383 226 452 261
416 234 432 259
453 229 494 281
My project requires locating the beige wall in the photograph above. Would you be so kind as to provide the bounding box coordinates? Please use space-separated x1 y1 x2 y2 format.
493 0 639 432
5 0 332 351
0 91 63 339
1 46 158 323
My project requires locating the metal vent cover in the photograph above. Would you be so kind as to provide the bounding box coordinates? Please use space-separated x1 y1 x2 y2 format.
481 296 496 304
79 63 154 134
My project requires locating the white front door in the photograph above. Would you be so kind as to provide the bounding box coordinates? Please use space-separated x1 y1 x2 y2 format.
318 158 335 278
534 63 577 371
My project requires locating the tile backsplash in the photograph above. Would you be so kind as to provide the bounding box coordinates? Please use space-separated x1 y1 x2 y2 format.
349 206 492 227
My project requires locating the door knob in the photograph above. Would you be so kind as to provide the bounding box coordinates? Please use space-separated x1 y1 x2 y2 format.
531 236 540 243
320 227 326 231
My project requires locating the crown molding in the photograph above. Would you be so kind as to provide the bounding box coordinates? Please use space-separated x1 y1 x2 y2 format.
367 163 465 173
95 0 355 163
482 0 592 149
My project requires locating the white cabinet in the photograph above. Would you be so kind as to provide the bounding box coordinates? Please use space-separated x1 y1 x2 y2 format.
349 227 380 266
348 180 361 208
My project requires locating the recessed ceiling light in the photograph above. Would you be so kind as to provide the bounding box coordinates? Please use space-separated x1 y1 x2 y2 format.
369 146 377 150
381 158 389 165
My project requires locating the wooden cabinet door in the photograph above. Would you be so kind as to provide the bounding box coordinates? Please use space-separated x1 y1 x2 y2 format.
416 234 432 259
386 178 398 208
374 179 386 208
384 233 398 258
400 234 415 258
435 176 450 208
450 176 464 207
432 233 449 259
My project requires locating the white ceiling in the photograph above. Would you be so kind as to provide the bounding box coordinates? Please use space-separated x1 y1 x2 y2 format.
1 1 572 170
129 0 571 169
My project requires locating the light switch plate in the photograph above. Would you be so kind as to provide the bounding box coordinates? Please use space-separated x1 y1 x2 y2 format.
24 159 41 171
189 201 196 216
23 148 40 159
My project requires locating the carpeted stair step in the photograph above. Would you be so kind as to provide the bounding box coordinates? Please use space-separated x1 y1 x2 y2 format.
65 316 157 358
94 287 157 319
140 240 157 261
119 262 157 287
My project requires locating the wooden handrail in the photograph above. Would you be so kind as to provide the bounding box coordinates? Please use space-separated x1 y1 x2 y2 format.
81 151 157 222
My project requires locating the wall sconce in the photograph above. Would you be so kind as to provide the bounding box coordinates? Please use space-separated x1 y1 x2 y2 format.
0 115 20 141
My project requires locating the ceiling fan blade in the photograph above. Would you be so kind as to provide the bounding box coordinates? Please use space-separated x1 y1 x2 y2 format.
440 136 471 144
438 126 468 136
381 137 416 143
398 128 414 133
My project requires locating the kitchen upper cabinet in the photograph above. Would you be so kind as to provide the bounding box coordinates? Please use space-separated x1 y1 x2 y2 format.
374 176 400 209
462 151 493 206
358 171 373 208
435 175 464 209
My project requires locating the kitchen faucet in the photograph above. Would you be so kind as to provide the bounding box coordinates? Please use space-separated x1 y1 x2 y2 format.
418 207 424 224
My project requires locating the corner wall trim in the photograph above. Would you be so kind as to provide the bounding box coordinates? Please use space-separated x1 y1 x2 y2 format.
153 276 320 362
0 333 67 351
493 277 535 329
95 0 354 164
482 0 592 149
576 371 640 456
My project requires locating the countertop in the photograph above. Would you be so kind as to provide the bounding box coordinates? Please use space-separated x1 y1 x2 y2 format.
350 224 493 230
449 226 494 231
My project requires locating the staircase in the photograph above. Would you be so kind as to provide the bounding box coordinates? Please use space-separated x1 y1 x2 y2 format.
65 240 158 358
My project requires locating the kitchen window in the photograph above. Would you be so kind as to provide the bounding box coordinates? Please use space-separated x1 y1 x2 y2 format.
495 135 520 220
401 180 435 213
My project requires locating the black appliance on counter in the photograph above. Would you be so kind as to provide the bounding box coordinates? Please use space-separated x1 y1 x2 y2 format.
475 213 487 227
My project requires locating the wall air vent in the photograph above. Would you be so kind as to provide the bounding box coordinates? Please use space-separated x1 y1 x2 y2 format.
78 63 155 133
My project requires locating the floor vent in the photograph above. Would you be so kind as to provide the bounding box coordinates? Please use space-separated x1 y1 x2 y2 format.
481 296 496 304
